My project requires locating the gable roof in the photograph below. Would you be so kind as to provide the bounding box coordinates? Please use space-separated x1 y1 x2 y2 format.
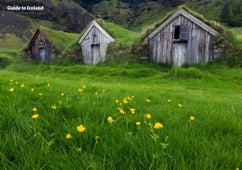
145 9 219 42
78 20 115 44
28 29 50 48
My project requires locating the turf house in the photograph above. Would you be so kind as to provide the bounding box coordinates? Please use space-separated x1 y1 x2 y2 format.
144 9 221 67
79 20 115 65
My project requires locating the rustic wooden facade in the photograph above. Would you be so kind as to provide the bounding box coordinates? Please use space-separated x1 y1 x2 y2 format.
29 29 52 61
79 21 115 65
145 9 219 67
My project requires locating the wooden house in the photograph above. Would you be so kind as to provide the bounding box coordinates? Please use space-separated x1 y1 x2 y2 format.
28 29 52 61
78 21 115 65
144 9 220 67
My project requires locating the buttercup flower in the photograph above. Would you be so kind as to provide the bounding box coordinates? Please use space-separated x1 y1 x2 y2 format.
61 93 65 96
127 96 132 101
145 113 151 119
47 83 51 87
107 116 114 123
78 88 84 93
8 88 14 92
77 124 86 132
51 104 57 110
82 85 86 89
32 107 37 112
39 93 43 96
154 122 163 129
32 114 39 119
167 99 171 103
66 134 72 139
178 104 183 108
130 108 136 114
20 84 25 88
136 121 141 126
118 108 125 114
31 88 35 92
189 116 195 121
123 98 128 104
146 99 151 103
115 99 119 104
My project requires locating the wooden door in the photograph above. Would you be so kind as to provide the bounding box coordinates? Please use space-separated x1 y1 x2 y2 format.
91 44 100 64
173 43 186 67
39 48 46 61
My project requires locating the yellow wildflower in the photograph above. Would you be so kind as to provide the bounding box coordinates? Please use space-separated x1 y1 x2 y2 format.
61 93 65 96
32 107 37 112
32 114 39 119
8 88 14 92
189 116 195 121
115 99 119 104
118 108 125 114
78 88 84 93
39 93 43 96
123 98 128 104
20 84 25 88
136 121 141 126
127 96 132 101
51 104 57 110
167 99 171 103
145 113 151 119
31 88 35 92
107 116 114 123
82 85 86 89
10 80 14 82
95 92 98 95
66 134 72 139
77 124 86 132
146 99 151 103
15 81 19 85
178 104 183 108
47 83 51 87
59 101 62 104
154 122 163 129
130 108 136 114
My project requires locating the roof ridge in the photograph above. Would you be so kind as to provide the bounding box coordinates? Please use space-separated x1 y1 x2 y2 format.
79 20 115 44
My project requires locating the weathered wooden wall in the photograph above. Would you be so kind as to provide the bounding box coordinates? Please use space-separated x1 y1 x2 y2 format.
80 26 112 65
30 30 51 61
148 15 215 66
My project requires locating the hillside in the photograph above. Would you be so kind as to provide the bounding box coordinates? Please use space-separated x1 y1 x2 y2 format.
74 0 242 30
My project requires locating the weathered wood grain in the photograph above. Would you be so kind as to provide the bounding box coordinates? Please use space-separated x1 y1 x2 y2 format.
146 9 220 66
79 21 115 65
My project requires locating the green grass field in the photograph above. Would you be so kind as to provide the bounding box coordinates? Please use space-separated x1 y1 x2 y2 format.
0 62 241 169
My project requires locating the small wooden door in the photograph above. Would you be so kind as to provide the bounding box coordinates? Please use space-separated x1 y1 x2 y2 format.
39 48 46 61
173 43 186 67
91 44 100 64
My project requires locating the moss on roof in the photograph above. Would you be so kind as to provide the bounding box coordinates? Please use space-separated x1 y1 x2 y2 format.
79 19 139 49
142 5 227 41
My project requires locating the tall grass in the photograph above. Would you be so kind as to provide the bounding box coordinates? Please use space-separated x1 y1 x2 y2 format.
0 63 241 169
